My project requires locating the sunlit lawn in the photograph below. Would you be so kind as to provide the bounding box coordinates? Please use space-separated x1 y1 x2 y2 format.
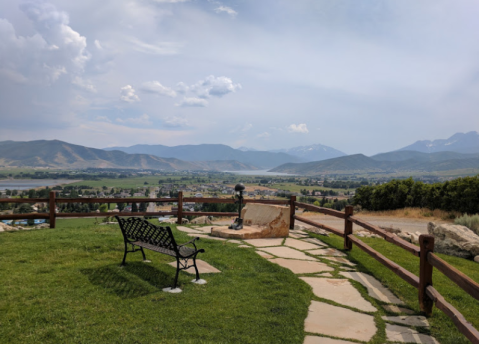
0 219 311 344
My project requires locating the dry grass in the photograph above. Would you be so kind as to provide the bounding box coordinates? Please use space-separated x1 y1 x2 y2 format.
300 207 459 222
359 207 459 221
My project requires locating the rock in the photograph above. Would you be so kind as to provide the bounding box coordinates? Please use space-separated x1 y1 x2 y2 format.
0 222 17 231
474 256 479 263
409 233 419 245
428 222 479 258
305 228 329 236
396 232 412 243
380 226 402 234
190 216 212 225
294 224 306 230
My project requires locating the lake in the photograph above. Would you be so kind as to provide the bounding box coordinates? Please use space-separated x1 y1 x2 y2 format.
0 179 78 191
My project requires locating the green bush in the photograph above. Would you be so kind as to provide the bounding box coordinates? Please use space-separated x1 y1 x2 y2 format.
454 214 479 235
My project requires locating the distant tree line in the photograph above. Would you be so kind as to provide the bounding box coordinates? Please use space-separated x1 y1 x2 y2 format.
353 176 479 214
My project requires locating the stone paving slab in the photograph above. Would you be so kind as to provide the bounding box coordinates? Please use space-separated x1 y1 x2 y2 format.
260 246 317 261
227 239 242 244
168 259 221 274
302 238 328 247
238 245 252 248
383 305 415 314
385 324 439 343
255 251 274 259
300 278 376 312
382 315 429 327
193 226 213 233
270 259 334 274
304 336 356 344
320 257 356 267
284 238 321 251
307 248 347 257
317 272 333 277
188 234 227 241
242 238 284 247
176 226 203 233
340 272 404 304
304 301 376 342
289 232 305 239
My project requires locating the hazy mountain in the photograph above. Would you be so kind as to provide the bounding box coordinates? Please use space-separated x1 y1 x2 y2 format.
270 144 346 162
104 144 301 169
270 153 479 175
371 150 479 162
237 146 258 152
0 140 257 171
398 131 479 154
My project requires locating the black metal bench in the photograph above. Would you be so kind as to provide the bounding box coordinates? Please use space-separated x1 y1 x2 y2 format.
115 216 205 290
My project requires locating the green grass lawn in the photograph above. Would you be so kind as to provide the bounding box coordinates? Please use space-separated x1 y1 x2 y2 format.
316 233 479 344
0 219 311 344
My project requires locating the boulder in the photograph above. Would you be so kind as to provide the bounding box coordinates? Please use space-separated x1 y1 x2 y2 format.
190 216 211 225
474 256 479 263
428 222 479 259
241 203 289 236
0 222 17 231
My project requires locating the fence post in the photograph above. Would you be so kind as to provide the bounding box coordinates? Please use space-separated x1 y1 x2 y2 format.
49 191 56 229
419 234 435 316
177 191 183 225
344 205 353 250
289 195 296 229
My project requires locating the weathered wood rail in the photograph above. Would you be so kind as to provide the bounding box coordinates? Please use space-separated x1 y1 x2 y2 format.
1 192 478 342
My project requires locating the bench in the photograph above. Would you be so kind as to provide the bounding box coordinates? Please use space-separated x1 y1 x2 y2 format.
115 216 205 291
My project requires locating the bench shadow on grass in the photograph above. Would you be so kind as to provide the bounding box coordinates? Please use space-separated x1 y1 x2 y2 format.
80 262 174 298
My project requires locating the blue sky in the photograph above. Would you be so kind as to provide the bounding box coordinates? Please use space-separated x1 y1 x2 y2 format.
1 0 478 155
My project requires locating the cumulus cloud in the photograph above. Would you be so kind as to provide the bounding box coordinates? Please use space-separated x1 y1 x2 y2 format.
120 85 140 103
287 124 309 133
214 6 237 17
152 0 189 3
176 82 189 94
190 75 241 98
140 81 176 97
257 132 271 139
72 76 96 92
116 114 151 125
175 97 208 107
164 116 189 127
0 1 90 85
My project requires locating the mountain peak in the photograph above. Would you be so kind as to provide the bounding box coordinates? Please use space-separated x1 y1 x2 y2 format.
398 131 479 154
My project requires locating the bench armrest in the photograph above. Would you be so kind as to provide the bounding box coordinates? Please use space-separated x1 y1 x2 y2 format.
178 237 201 250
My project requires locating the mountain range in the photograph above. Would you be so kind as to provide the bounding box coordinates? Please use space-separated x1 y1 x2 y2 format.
0 140 257 171
1 131 478 174
104 144 302 169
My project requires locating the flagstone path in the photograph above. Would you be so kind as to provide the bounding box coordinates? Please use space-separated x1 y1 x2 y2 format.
175 226 440 343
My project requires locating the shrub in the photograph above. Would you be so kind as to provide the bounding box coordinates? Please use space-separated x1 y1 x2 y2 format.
454 214 479 235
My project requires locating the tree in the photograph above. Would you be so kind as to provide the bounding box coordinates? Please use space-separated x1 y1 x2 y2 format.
139 202 147 212
117 202 125 212
132 202 138 212
99 204 108 213
14 203 33 214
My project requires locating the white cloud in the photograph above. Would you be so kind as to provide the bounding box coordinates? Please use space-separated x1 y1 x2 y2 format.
120 85 140 103
116 114 152 125
175 97 208 107
257 132 271 139
242 123 252 132
140 81 176 97
95 116 111 123
214 6 237 17
176 82 189 94
0 1 90 85
164 116 189 127
128 36 182 55
72 76 96 92
190 75 241 98
287 124 309 133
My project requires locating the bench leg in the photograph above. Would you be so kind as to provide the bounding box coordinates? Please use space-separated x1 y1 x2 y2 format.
193 255 200 281
121 242 128 266
173 258 181 289
140 247 147 261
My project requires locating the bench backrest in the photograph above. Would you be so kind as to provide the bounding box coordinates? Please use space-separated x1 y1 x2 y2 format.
115 216 177 251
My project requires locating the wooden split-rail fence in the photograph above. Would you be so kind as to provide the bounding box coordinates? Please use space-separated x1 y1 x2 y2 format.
1 192 478 342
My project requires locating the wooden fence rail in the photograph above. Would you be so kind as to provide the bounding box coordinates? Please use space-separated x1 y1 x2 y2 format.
293 203 479 344
1 192 479 342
